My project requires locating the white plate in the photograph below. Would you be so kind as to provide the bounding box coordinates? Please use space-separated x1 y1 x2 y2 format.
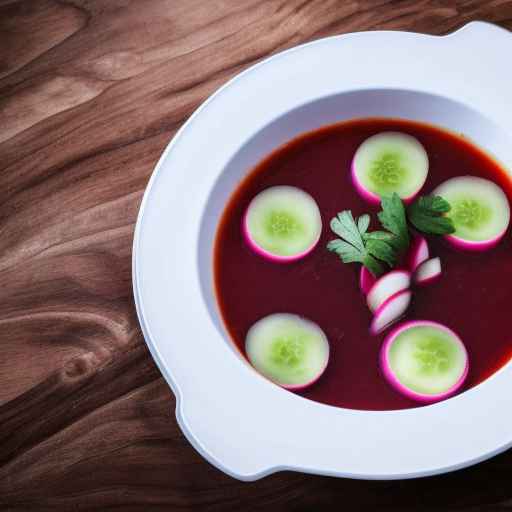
133 22 512 480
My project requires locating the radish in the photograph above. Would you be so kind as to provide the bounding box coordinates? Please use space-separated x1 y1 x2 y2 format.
243 186 322 262
352 132 429 204
366 269 411 312
380 320 468 403
245 313 330 390
359 266 376 295
407 234 429 272
433 176 510 251
415 257 441 286
370 289 412 336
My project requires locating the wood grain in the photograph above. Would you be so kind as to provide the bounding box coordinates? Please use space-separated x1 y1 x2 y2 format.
2 1 512 510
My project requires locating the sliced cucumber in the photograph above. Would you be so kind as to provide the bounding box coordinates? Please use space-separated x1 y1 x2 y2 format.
243 186 322 262
352 132 429 204
245 313 330 389
380 321 468 403
433 176 510 251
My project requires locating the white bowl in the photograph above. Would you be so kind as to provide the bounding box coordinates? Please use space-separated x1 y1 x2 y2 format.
133 22 512 481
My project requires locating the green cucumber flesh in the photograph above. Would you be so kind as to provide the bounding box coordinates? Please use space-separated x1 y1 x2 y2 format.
352 132 429 201
245 186 322 258
434 176 510 243
245 313 329 388
387 323 467 397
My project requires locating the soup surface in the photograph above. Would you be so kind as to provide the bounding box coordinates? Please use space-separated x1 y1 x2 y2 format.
214 118 512 410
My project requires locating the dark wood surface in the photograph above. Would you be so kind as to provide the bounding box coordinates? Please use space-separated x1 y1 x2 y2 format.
2 1 512 510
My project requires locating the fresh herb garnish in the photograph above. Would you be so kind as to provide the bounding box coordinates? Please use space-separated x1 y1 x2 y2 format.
377 193 409 252
408 195 456 235
327 192 455 275
327 211 397 276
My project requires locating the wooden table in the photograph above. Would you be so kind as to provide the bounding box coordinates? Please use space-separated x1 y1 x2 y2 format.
2 1 512 509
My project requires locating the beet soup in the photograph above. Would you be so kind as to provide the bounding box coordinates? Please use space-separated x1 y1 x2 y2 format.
214 118 512 410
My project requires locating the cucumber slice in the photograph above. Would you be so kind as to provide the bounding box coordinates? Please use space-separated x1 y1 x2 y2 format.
352 132 429 204
243 186 322 262
380 321 468 403
245 313 330 389
433 176 510 251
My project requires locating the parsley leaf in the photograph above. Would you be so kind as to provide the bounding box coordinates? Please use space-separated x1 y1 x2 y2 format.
357 214 370 235
366 238 396 267
377 193 409 252
362 230 396 243
326 239 363 263
362 255 385 277
330 211 364 251
418 195 451 214
328 194 455 278
327 211 397 276
408 195 456 235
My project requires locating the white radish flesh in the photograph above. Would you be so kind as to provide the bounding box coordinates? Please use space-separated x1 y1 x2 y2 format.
367 270 411 312
415 257 442 286
407 235 429 271
370 290 412 336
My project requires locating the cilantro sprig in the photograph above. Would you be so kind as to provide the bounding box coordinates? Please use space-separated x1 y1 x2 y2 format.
327 192 454 276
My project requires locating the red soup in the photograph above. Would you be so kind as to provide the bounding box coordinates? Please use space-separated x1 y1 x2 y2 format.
214 118 512 410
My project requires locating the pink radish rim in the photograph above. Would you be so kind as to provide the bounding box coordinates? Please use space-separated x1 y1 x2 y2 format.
370 289 411 335
367 269 412 297
359 266 376 295
407 235 429 271
242 208 321 263
367 269 411 311
380 320 469 404
350 160 418 205
415 273 441 287
414 257 442 287
444 231 507 252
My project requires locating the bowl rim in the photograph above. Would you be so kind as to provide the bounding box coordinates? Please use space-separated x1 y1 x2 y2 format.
133 21 512 481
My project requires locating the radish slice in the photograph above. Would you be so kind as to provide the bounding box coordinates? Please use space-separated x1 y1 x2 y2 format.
433 176 510 251
407 235 429 272
245 313 330 390
380 321 469 403
415 257 442 286
370 289 411 335
352 132 429 204
367 270 411 312
243 186 322 262
359 266 376 295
